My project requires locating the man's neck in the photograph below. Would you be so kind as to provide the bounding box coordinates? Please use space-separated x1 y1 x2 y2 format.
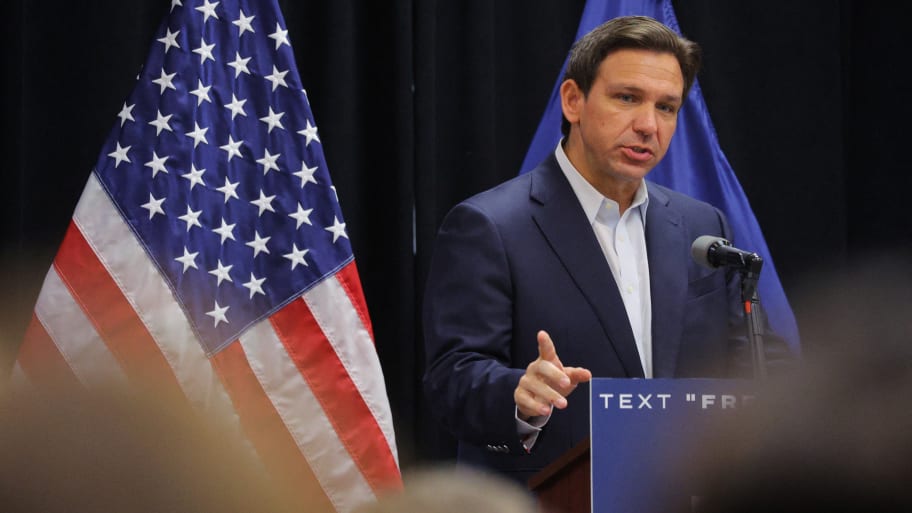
595 180 640 215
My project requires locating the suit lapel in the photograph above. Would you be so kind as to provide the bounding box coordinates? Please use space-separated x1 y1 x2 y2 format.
529 157 644 378
645 185 687 378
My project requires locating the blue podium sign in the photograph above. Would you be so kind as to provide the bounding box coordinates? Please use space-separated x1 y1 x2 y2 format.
590 378 754 513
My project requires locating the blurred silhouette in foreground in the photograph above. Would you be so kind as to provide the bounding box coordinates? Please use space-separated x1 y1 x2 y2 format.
355 464 541 513
681 248 912 512
0 384 304 513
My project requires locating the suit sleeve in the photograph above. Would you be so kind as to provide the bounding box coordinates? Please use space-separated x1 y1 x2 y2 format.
422 200 528 452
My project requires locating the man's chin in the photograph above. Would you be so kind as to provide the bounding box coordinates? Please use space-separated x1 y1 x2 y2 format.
609 166 652 183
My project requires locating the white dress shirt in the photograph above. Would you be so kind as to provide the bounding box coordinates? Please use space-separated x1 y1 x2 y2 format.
554 143 653 377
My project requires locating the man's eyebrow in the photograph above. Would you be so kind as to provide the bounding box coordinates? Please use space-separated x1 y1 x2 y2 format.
610 85 683 104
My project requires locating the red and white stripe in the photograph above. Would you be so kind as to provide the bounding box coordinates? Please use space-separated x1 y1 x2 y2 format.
16 174 401 512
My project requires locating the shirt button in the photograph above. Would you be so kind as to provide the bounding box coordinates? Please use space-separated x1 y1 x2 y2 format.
626 285 634 294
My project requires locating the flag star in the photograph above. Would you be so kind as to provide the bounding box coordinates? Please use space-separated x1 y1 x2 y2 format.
242 273 266 299
175 247 198 273
212 218 236 244
144 151 169 178
225 93 248 119
297 119 321 146
289 203 313 229
250 190 276 217
245 231 271 257
265 65 289 91
233 10 255 36
190 79 212 106
268 23 290 50
227 52 251 78
148 109 173 135
283 244 309 270
256 148 280 174
208 259 234 286
196 0 219 22
170 0 182 12
325 216 349 243
206 301 229 327
259 107 285 133
293 161 318 188
220 135 244 161
117 102 135 126
185 122 209 148
193 37 216 64
178 205 202 232
181 164 206 190
216 176 240 203
152 69 177 94
107 142 131 168
141 193 166 220
157 27 180 53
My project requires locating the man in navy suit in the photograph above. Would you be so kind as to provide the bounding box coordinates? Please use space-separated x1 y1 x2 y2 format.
423 16 764 483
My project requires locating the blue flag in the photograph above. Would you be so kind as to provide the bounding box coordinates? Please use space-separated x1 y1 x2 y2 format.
520 0 800 353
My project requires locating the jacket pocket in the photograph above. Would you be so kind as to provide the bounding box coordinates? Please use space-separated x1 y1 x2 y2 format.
686 271 724 300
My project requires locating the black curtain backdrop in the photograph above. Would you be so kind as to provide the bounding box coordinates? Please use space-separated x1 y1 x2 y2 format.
2 1 910 468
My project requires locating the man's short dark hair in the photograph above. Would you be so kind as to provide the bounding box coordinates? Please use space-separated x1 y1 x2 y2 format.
560 15 702 137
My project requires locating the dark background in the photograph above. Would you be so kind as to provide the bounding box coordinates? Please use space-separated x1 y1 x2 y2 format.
2 1 910 468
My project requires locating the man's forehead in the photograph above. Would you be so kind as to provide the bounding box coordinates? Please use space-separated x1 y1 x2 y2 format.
598 50 684 93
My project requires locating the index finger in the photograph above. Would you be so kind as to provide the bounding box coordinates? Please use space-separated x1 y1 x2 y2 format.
537 330 558 363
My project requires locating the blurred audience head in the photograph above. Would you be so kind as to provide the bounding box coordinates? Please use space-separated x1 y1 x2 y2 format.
683 248 912 512
0 385 299 513
357 464 541 513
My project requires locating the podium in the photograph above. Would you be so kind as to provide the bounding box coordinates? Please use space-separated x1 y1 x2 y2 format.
528 379 754 513
527 436 591 513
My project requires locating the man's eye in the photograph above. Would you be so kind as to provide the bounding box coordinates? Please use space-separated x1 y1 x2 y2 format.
657 104 677 114
618 94 634 102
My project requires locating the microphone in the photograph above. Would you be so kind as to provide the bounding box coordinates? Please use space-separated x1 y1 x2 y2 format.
692 235 767 380
690 235 762 270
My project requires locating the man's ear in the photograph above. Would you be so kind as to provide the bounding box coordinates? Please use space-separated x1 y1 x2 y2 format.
560 79 583 125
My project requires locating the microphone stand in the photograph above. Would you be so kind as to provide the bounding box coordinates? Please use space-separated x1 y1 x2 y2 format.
738 255 767 381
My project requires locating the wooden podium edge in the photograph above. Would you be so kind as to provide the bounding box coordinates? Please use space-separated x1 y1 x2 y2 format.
527 436 591 491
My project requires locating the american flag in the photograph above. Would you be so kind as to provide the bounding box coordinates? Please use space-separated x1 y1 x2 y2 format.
10 0 401 510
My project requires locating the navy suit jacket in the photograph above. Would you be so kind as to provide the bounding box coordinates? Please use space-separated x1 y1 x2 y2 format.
423 154 749 483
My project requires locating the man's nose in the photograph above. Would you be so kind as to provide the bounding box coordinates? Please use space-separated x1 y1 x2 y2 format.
632 106 658 136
